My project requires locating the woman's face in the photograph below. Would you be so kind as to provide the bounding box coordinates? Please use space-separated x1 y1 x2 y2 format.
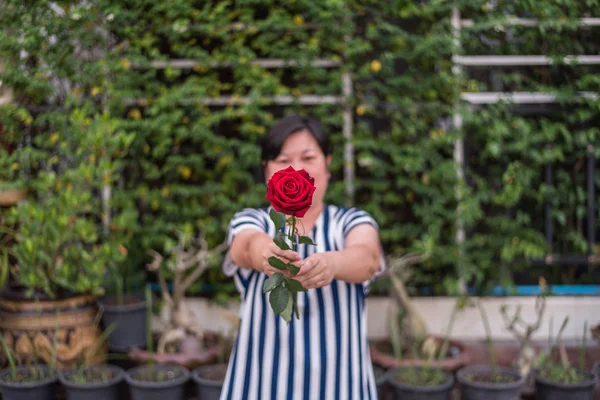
264 129 331 208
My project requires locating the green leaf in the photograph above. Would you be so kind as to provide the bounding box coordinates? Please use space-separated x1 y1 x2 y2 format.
298 236 316 246
274 232 290 250
284 278 307 292
280 294 293 323
268 256 287 271
269 286 289 315
288 264 300 276
270 209 286 231
263 272 284 293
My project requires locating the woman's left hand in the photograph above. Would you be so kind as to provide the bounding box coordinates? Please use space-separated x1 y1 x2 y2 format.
294 253 339 289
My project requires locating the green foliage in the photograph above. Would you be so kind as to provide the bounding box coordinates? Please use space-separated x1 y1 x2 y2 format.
394 367 448 387
1 0 598 299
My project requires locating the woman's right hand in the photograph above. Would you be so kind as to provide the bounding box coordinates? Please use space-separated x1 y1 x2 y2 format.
256 237 302 277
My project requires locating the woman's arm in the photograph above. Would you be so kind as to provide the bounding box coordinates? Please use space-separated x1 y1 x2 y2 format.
295 224 381 288
230 230 301 276
329 224 381 282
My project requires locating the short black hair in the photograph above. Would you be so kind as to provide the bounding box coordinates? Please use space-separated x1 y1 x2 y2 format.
261 114 331 163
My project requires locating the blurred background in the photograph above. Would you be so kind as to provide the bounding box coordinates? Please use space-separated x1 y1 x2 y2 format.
1 0 599 305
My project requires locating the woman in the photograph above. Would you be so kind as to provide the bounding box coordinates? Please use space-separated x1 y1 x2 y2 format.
221 114 386 400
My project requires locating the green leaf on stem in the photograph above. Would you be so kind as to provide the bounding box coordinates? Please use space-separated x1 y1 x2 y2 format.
270 209 286 231
268 256 287 270
288 263 300 275
298 236 316 245
285 278 307 292
274 232 290 250
269 285 289 315
263 272 284 293
280 295 293 323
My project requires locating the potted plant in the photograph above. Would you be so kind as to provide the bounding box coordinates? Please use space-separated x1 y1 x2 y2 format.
99 212 146 353
370 248 470 372
125 286 190 400
384 297 462 400
0 327 57 400
58 323 125 400
128 228 227 368
191 312 238 400
457 299 525 400
499 289 547 397
534 318 595 399
0 186 113 369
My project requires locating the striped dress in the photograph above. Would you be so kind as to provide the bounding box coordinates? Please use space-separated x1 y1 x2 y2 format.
220 204 386 400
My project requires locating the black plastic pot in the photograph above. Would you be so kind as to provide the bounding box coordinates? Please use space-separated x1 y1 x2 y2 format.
374 365 393 400
534 370 595 400
59 364 124 400
387 366 454 400
125 364 190 400
0 365 57 400
100 295 147 352
457 365 524 400
192 363 227 400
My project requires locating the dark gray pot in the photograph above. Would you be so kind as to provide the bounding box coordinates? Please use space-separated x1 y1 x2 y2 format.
192 363 227 400
387 366 454 400
457 365 524 400
0 365 56 400
125 364 189 400
100 295 147 352
59 364 124 400
374 365 393 400
534 370 595 400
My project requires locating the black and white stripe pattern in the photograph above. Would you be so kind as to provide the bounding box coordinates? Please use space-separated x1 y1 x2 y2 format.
221 205 385 400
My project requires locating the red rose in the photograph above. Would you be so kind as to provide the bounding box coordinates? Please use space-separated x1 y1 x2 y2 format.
266 166 316 218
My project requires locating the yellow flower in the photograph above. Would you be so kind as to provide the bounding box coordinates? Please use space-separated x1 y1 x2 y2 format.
179 166 192 180
161 186 170 197
90 87 100 97
370 60 382 73
293 14 304 26
89 154 96 164
120 59 131 70
11 163 19 171
356 105 366 116
50 133 60 145
128 109 142 120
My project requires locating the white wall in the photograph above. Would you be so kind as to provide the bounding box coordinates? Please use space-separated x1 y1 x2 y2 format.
161 296 600 342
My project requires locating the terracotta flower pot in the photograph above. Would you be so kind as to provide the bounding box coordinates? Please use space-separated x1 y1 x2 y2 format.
370 335 471 372
0 187 26 206
0 287 106 370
